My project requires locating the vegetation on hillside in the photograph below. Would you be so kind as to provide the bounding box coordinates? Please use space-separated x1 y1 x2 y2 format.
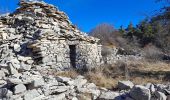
90 0 170 55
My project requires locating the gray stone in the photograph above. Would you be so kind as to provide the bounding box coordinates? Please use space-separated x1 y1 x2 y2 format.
7 78 22 84
0 80 7 88
31 78 45 88
0 88 8 98
125 97 134 100
155 91 167 100
165 89 170 95
118 80 134 90
8 63 18 75
6 90 13 99
156 84 167 92
146 83 155 93
24 89 40 100
0 70 5 79
54 93 66 100
99 91 119 100
77 87 100 99
13 44 21 52
150 84 156 93
14 84 26 94
20 62 31 71
54 86 69 93
73 78 87 87
85 83 97 89
0 64 8 68
56 76 71 83
72 97 78 100
26 59 34 64
129 85 151 100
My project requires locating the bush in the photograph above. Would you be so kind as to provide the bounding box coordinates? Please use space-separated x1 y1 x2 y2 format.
101 46 113 57
142 44 163 61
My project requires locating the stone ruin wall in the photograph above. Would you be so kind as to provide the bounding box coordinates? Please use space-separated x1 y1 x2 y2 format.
76 42 102 69
0 1 103 72
28 38 103 70
28 38 71 71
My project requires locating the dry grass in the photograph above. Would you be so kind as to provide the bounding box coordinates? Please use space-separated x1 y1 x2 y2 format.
54 60 170 90
85 71 118 89
55 70 79 78
77 93 92 100
129 60 170 72
129 77 164 85
84 60 170 89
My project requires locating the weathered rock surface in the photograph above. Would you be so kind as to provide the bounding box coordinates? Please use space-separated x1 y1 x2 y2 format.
118 80 134 90
129 85 151 100
99 91 120 100
14 84 26 94
155 91 167 100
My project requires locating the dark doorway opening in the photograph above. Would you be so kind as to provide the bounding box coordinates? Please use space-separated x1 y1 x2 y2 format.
69 45 76 68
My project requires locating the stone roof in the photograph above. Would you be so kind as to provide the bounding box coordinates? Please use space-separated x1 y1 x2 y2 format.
0 0 99 43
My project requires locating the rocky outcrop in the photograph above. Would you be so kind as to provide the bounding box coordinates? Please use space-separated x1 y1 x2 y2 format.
103 47 142 64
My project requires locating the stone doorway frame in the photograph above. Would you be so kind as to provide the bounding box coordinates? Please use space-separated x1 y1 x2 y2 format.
69 45 76 68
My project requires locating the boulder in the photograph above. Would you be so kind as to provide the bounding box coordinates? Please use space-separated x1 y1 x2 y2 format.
24 89 40 100
118 81 134 90
155 91 167 100
14 84 26 94
129 85 151 100
99 91 119 100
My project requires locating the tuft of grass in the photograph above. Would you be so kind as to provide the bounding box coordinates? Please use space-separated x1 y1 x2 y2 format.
85 71 118 89
129 77 164 85
56 70 79 78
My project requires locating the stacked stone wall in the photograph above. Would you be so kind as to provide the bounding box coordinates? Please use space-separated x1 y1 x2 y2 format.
28 38 71 70
76 42 102 69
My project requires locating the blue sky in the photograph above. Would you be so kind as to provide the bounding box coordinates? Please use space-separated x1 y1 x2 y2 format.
0 0 162 32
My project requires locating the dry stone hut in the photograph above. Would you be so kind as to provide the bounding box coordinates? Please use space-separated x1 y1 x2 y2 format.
0 0 102 72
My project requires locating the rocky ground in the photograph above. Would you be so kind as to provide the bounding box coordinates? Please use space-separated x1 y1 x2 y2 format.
1 69 170 100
